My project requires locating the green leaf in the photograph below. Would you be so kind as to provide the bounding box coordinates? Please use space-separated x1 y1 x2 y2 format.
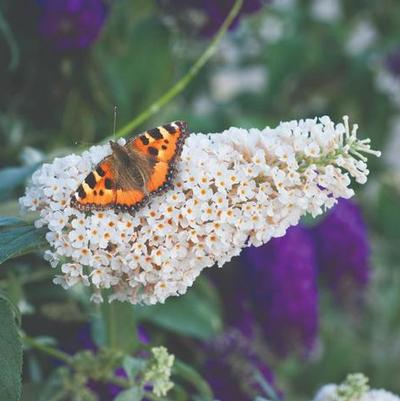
114 388 144 401
5 273 24 315
135 278 222 340
0 223 47 265
39 369 65 401
173 359 213 401
0 289 21 326
122 356 147 380
0 216 25 227
0 298 23 401
98 302 138 353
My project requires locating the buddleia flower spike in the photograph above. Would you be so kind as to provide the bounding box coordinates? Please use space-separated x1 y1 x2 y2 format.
20 116 380 305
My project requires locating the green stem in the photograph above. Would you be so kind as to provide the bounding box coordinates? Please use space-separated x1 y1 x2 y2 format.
106 0 243 141
22 334 73 364
297 149 343 173
173 359 213 401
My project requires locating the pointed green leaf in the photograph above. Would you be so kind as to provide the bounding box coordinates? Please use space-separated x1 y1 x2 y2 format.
173 359 213 401
0 216 25 227
0 298 22 401
0 289 21 326
0 223 47 265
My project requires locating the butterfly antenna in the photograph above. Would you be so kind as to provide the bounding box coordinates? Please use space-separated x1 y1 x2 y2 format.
113 105 118 141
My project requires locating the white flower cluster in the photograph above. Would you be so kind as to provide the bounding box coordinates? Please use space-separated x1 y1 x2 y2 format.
315 386 400 401
20 116 380 305
314 380 400 401
144 346 174 398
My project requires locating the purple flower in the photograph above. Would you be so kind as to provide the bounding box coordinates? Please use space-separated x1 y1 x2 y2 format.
242 226 319 358
385 47 400 77
312 198 370 296
158 0 269 37
203 330 279 401
38 0 108 50
229 297 256 339
208 263 256 339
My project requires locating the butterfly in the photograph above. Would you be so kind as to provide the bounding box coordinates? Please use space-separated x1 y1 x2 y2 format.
70 121 189 214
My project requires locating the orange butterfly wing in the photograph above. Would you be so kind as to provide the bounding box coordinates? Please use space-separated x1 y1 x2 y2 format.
71 121 188 214
128 120 188 194
71 159 117 211
115 188 145 209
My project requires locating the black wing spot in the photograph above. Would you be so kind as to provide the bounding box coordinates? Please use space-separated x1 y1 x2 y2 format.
77 185 86 199
140 135 149 145
164 139 169 144
93 190 97 196
105 178 113 189
164 124 176 134
85 172 96 188
99 189 104 196
96 166 106 177
148 128 163 140
162 145 167 150
148 147 159 156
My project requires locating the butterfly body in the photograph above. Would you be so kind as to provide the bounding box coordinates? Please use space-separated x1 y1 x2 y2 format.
71 121 189 214
109 140 153 192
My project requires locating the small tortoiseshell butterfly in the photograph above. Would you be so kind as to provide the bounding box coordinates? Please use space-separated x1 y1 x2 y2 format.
71 121 189 214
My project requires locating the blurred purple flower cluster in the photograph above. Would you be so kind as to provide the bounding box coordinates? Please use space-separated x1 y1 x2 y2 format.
243 225 319 358
313 198 370 295
203 330 280 401
37 0 108 50
218 198 370 359
385 47 400 77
